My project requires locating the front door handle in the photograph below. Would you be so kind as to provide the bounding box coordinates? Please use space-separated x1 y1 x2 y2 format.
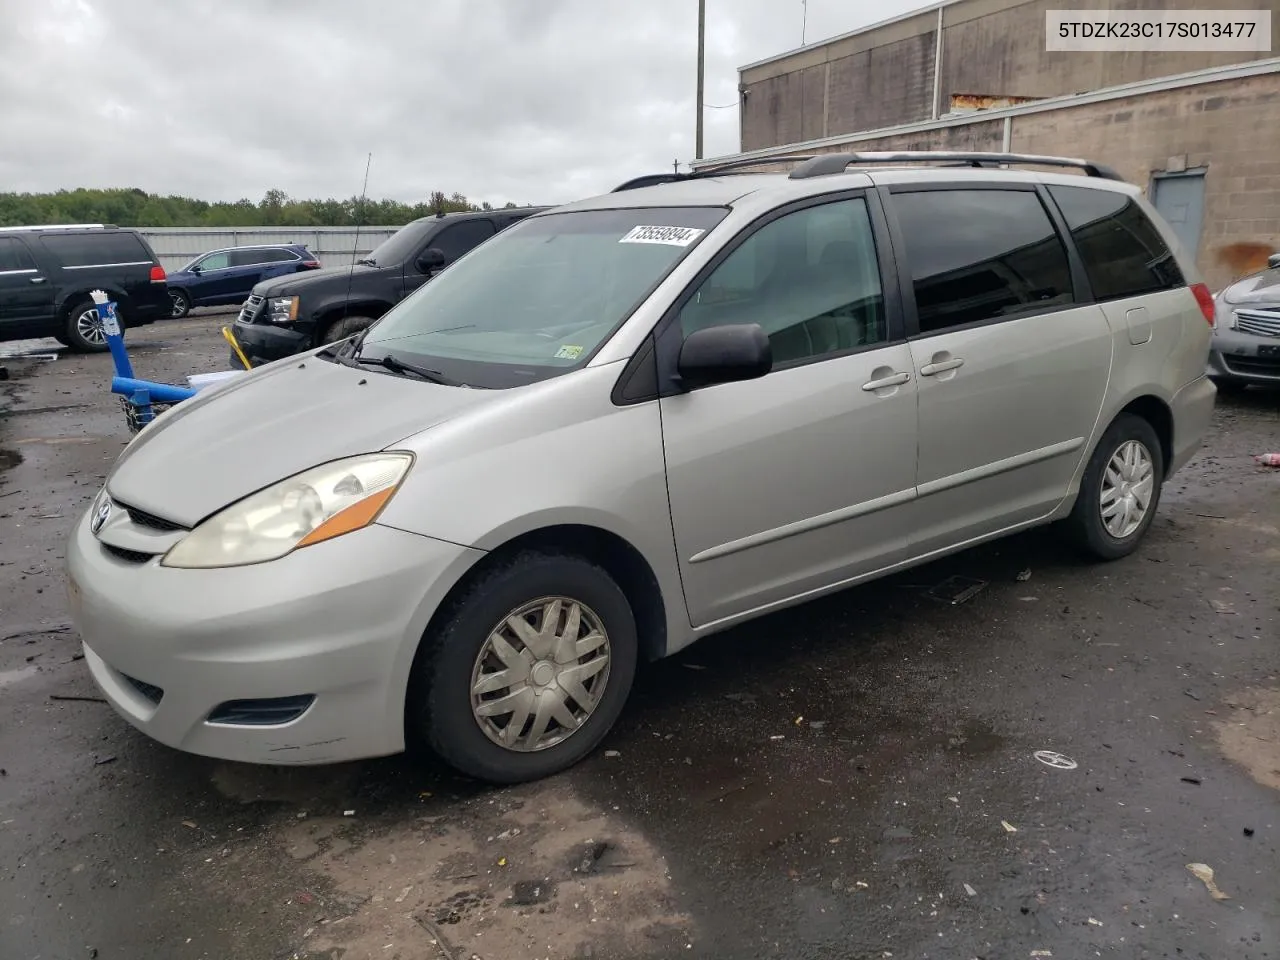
920 357 964 376
29 276 46 284
861 371 911 391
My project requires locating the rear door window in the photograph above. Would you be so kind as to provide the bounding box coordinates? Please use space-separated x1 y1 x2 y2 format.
40 231 150 268
892 189 1075 334
0 237 36 272
1048 185 1184 301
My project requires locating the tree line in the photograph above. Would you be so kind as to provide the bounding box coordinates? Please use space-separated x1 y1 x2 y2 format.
0 188 522 228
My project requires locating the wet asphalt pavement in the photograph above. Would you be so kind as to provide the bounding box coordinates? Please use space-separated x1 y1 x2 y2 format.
1 316 1278 960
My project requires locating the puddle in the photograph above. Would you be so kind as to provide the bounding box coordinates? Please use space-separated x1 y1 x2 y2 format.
0 665 39 688
1215 687 1280 791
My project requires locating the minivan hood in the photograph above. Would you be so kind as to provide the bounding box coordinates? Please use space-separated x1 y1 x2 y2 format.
252 264 378 298
1221 267 1280 306
106 356 491 526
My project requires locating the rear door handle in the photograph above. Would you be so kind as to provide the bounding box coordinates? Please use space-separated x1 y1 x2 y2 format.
920 358 964 376
29 276 46 284
861 371 911 391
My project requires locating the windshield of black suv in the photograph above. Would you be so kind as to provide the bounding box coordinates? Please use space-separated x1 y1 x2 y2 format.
348 207 727 388
360 220 434 266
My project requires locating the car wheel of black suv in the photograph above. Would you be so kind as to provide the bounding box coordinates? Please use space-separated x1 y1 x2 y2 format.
170 290 191 319
63 297 111 353
322 314 375 345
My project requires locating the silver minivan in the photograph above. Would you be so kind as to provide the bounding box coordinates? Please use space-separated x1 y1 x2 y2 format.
66 152 1217 783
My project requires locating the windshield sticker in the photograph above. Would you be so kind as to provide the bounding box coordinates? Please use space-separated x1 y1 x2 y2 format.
619 225 706 247
554 344 584 360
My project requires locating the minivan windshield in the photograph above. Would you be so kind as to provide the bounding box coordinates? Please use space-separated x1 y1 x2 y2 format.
351 207 727 388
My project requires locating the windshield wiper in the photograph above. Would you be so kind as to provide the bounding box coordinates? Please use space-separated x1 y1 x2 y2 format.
353 351 467 387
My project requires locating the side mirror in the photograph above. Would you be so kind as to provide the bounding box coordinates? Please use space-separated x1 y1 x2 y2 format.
1268 253 1280 269
189 265 202 275
417 248 447 273
677 323 772 390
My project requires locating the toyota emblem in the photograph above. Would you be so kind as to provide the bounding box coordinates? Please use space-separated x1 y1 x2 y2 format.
90 497 112 535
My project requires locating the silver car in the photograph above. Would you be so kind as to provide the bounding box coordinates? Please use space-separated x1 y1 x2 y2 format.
1209 253 1280 393
66 152 1216 783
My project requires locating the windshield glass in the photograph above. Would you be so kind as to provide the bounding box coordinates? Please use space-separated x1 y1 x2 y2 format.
361 220 434 266
355 206 727 388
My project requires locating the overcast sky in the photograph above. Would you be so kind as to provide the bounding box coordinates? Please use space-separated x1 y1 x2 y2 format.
0 0 924 207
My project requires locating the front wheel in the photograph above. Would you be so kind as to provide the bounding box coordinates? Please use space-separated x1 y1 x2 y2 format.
170 289 191 319
1062 413 1164 561
322 314 375 345
410 552 638 784
63 298 111 353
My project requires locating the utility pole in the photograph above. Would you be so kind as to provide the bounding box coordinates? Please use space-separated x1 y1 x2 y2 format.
695 0 706 160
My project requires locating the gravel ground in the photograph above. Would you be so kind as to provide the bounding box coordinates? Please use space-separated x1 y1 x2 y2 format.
2 317 1278 960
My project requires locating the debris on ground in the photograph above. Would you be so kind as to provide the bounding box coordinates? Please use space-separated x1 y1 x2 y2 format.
1209 598 1237 615
1001 820 1018 833
604 750 621 758
1186 862 1232 900
93 756 116 766
1033 750 1078 770
681 663 706 670
1254 453 1280 467
928 574 987 605
963 882 977 896
1244 827 1255 837
49 694 107 704
1087 917 1103 926
343 810 355 817
1016 569 1032 582
578 841 609 875
1181 776 1202 785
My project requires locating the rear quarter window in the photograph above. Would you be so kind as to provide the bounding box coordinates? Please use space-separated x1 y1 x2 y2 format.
1048 185 1184 301
39 231 151 268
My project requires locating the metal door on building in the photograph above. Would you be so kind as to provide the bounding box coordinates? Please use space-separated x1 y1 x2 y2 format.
1151 171 1206 261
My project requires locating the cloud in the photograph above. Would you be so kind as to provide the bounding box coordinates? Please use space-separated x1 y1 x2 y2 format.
0 0 923 207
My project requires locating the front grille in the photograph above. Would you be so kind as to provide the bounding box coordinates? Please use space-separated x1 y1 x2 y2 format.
102 544 154 564
1223 354 1280 378
122 673 164 705
207 695 316 726
238 295 265 325
1235 309 1280 338
118 502 185 532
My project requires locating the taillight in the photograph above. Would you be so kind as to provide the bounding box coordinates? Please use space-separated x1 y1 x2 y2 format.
302 259 320 269
149 264 166 282
1190 282 1215 326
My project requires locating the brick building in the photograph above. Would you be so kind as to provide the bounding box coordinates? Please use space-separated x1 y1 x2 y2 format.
696 0 1280 289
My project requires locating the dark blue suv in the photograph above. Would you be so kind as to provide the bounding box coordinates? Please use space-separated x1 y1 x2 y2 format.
166 244 319 318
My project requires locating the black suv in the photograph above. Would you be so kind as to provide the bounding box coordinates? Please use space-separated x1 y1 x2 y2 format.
231 207 547 366
0 225 169 351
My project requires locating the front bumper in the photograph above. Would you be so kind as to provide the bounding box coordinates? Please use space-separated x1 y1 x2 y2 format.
66 507 483 765
1207 324 1280 385
233 296 311 366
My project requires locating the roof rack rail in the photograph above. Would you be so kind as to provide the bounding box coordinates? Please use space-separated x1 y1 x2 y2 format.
0 223 113 231
787 151 1124 181
612 155 819 192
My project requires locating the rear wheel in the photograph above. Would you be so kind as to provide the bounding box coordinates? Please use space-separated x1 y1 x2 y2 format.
63 298 111 353
1063 413 1164 561
410 552 638 784
322 314 375 345
169 289 191 319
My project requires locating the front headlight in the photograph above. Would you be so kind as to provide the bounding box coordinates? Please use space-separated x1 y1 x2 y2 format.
268 296 299 323
1215 300 1237 329
162 453 413 568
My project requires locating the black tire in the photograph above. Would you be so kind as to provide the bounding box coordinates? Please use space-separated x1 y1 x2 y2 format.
169 289 191 319
321 314 375 345
1063 413 1165 561
62 298 111 353
1210 376 1248 397
410 551 638 784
